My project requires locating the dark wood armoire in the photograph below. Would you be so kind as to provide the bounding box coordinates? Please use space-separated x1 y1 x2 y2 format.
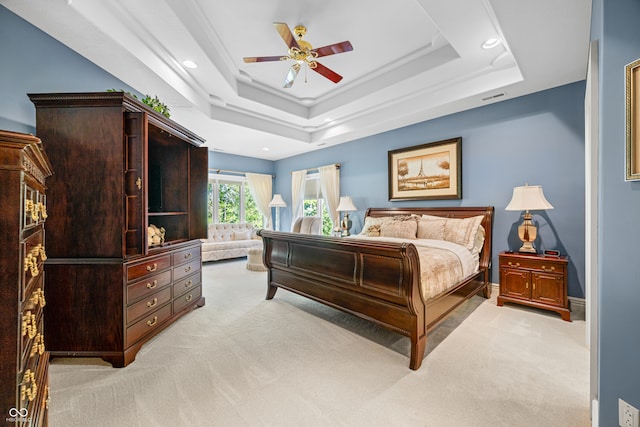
29 92 208 367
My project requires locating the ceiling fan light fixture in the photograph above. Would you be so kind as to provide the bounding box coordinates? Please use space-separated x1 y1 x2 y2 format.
182 59 198 69
482 38 501 49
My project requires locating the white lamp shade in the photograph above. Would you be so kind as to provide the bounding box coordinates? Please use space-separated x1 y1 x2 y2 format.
268 194 287 208
505 185 553 211
336 196 357 212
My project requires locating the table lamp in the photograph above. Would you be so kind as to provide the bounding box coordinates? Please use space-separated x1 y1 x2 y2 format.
268 194 287 231
505 184 553 253
336 196 357 236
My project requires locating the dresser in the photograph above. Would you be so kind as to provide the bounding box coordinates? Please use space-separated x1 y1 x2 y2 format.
29 92 208 367
0 130 54 425
497 251 571 321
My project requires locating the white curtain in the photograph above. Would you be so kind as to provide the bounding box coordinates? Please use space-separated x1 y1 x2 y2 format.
245 173 273 230
291 169 307 224
319 165 340 226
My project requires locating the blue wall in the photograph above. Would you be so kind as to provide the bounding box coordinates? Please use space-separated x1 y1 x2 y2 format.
0 6 140 132
593 0 640 425
208 151 274 176
276 83 586 297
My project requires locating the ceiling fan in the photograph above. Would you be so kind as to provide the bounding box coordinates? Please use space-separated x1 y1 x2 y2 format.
243 22 353 88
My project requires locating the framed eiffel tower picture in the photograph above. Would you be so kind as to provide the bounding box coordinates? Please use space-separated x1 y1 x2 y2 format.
388 137 462 201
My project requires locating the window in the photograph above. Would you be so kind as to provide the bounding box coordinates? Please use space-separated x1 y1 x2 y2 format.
303 173 334 235
208 174 264 228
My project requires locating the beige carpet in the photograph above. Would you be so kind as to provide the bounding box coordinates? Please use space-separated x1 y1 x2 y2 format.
48 259 590 426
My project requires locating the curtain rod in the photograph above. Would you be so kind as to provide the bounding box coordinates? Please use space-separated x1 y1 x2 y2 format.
292 163 341 174
209 168 275 178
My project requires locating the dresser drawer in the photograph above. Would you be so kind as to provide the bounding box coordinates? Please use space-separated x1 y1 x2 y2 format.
126 287 172 325
126 254 171 282
126 269 172 304
21 228 45 302
173 245 201 266
21 312 44 373
125 303 172 348
173 285 202 314
173 257 201 281
173 272 201 298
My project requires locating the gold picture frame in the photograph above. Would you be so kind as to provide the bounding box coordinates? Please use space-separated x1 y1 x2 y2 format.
388 137 462 201
626 58 640 181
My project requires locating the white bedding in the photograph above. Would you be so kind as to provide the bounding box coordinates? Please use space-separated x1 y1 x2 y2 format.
348 236 479 300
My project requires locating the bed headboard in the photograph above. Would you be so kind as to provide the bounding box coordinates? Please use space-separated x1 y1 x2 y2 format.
364 206 494 272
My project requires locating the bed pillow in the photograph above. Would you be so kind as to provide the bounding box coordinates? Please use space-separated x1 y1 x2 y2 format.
233 230 252 241
380 220 417 239
442 215 484 250
472 225 486 255
417 217 446 240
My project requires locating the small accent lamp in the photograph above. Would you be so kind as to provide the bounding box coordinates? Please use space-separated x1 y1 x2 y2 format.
336 196 357 236
268 194 287 231
505 184 554 253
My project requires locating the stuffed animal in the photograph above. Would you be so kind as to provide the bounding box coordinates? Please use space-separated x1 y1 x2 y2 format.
148 224 166 246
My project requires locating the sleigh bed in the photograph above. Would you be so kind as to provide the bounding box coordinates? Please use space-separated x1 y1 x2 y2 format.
257 206 494 370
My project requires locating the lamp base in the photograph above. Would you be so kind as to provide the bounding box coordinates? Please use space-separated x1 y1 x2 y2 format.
518 241 537 253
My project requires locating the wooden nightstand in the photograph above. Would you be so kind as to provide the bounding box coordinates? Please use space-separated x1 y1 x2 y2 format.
497 251 571 321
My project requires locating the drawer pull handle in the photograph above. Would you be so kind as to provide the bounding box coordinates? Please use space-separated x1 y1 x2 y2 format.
507 261 520 267
184 253 192 259
185 294 193 302
136 177 142 190
147 316 158 327
147 298 158 308
185 280 193 288
146 263 157 272
184 266 191 273
146 280 157 289
20 369 38 402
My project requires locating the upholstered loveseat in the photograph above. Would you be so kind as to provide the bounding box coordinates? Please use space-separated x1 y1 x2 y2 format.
201 223 262 262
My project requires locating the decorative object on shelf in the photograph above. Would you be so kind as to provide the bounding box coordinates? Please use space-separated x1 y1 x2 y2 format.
388 137 462 201
269 194 287 231
107 89 171 117
336 196 357 236
505 184 553 253
148 224 166 247
626 58 640 180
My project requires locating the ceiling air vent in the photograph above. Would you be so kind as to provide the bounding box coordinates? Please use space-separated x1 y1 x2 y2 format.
482 92 506 102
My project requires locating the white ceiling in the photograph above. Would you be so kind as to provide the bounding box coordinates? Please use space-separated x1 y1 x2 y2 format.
3 0 592 160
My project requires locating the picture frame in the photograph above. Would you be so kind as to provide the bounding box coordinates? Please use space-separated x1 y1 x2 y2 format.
626 58 640 181
388 137 462 201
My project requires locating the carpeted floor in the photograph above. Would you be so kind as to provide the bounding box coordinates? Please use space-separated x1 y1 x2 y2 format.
48 259 590 426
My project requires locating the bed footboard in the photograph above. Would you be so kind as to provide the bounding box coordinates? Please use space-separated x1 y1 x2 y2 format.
257 230 428 369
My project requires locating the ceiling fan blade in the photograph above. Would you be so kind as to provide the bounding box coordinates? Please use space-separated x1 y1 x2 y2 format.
313 41 353 58
243 55 283 63
282 64 301 88
273 22 299 50
312 62 343 84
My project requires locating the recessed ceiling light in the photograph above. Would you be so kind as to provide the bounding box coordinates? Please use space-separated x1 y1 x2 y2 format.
482 38 501 49
324 118 333 123
182 60 198 69
262 147 270 151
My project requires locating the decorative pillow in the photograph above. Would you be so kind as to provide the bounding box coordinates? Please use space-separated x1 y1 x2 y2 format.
417 218 446 240
233 230 252 241
380 220 417 239
359 216 395 235
443 215 484 250
366 224 381 237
